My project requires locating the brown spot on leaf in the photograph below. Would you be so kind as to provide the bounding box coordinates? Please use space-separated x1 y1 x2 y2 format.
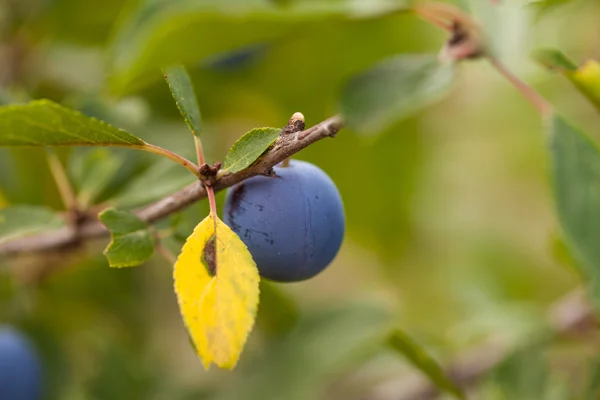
202 235 217 276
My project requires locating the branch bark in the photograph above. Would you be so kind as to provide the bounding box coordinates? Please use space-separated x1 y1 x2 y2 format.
0 115 344 256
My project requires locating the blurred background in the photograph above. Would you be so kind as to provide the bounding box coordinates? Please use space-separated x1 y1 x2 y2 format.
1 0 600 398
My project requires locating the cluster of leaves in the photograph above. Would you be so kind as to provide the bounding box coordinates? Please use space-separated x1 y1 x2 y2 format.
0 0 458 377
1 0 600 397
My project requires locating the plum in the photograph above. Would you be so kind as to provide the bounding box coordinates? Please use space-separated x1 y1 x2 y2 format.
0 326 43 400
223 160 345 282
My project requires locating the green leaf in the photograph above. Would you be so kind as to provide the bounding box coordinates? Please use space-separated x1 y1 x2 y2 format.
216 301 393 400
163 66 203 136
0 206 66 244
0 100 144 147
99 208 154 268
534 49 600 112
529 0 575 15
108 0 410 94
222 127 281 174
339 54 455 134
255 281 298 338
570 60 600 111
69 148 123 207
582 359 600 399
490 345 550 400
0 189 7 208
110 160 195 209
549 114 600 306
388 329 465 400
533 49 577 71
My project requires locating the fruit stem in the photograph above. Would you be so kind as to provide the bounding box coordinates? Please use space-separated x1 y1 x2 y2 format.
45 148 79 213
281 158 291 167
188 124 217 217
207 186 218 217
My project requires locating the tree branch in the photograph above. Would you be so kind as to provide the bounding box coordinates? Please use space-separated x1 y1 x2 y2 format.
0 115 344 256
369 289 595 400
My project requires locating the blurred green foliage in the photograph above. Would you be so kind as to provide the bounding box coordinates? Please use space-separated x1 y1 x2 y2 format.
2 0 600 398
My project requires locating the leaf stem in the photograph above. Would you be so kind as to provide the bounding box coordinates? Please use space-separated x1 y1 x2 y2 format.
156 240 177 265
194 136 205 166
45 148 79 212
134 143 200 178
190 125 216 216
488 56 552 117
416 2 551 118
414 7 453 30
414 3 479 32
207 186 218 218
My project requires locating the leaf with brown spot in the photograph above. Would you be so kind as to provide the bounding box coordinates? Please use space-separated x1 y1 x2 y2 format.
173 214 260 369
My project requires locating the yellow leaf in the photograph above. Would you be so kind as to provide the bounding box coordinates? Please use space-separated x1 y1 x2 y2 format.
567 60 600 111
174 214 260 369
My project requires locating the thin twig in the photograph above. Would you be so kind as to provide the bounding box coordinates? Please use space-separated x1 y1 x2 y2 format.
0 116 344 256
414 3 481 33
155 241 177 265
414 8 453 31
488 56 552 117
45 148 79 212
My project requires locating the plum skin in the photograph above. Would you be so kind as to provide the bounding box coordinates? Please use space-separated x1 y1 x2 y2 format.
223 160 345 282
0 327 43 400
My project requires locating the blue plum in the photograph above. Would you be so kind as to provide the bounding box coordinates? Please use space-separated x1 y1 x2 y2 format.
223 160 345 282
0 327 43 400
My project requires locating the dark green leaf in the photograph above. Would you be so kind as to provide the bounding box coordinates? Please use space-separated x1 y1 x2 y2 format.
0 100 144 147
69 148 123 207
549 114 600 306
529 0 575 14
99 208 154 268
87 342 159 399
388 329 465 400
255 281 298 338
0 206 65 244
216 301 393 400
533 49 577 71
339 54 455 133
490 345 550 400
443 0 470 11
163 66 203 136
534 49 600 112
583 359 600 399
108 1 410 94
110 160 195 208
222 127 281 173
